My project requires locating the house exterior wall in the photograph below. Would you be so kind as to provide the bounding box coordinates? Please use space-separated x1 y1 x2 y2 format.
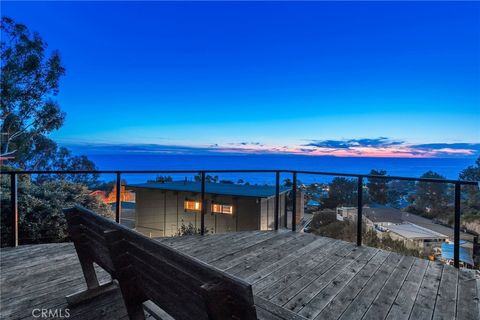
387 231 446 254
260 193 288 230
134 189 166 237
134 188 287 237
336 207 358 222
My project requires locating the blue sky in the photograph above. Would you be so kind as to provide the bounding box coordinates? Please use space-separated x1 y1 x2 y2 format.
3 1 480 157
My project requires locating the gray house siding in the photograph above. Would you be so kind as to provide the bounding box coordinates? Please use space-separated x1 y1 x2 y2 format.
134 188 289 237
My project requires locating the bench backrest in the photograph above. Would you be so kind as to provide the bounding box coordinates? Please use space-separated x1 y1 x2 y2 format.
64 206 119 275
65 205 257 320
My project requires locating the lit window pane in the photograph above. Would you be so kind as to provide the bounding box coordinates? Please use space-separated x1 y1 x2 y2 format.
184 200 201 211
212 204 222 213
222 205 233 214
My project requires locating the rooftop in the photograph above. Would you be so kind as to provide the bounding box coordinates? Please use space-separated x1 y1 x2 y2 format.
128 180 290 198
386 223 449 240
1 231 479 320
364 207 404 224
365 206 477 242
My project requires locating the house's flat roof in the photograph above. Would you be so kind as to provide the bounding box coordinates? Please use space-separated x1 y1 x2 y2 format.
128 181 290 198
365 205 476 242
387 223 449 240
364 207 404 224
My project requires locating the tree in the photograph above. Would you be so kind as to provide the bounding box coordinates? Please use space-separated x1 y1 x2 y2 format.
147 175 173 183
321 177 357 208
1 17 98 177
459 156 480 218
367 169 389 204
0 174 113 246
1 17 66 167
194 174 219 183
412 171 448 218
387 179 415 208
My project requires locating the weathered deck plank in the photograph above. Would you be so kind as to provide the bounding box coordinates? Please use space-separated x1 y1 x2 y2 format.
338 252 404 320
385 258 429 320
261 241 355 302
457 269 479 320
1 231 479 320
362 255 416 320
409 261 443 320
432 265 459 320
312 250 391 320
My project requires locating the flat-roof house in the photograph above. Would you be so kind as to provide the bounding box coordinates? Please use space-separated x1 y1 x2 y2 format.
340 205 477 259
363 207 404 224
386 223 448 254
129 181 304 237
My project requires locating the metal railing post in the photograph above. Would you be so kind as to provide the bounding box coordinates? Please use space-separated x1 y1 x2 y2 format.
10 173 18 247
357 176 363 246
274 171 280 230
201 171 206 235
292 172 297 231
454 182 461 268
115 172 121 223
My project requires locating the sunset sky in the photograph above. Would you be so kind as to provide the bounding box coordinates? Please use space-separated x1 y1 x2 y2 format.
3 1 480 158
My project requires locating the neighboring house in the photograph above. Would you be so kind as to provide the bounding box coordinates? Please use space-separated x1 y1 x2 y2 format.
89 186 136 204
336 207 358 222
129 181 304 237
337 205 477 260
105 185 136 203
386 223 448 254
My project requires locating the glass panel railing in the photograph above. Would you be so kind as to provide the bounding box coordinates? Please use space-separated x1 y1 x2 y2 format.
300 174 359 244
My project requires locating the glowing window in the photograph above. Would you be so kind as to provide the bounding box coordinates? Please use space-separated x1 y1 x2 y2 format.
184 200 201 211
212 204 233 214
222 205 233 214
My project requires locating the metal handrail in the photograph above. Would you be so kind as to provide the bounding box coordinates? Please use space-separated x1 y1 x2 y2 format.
1 168 478 268
0 169 478 185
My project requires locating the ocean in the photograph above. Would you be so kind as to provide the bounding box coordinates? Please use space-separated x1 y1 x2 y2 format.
87 154 476 185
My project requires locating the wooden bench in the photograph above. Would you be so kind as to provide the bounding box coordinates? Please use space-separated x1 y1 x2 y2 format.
65 205 257 320
64 206 119 305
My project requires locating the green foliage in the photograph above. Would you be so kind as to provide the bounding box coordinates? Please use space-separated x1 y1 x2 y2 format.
386 180 415 208
310 211 337 229
283 178 292 187
411 171 449 218
459 156 480 219
321 177 357 208
311 215 422 257
175 221 210 236
367 169 389 204
1 174 114 246
194 174 219 183
311 219 357 243
147 175 173 183
1 17 96 176
1 16 65 167
363 229 422 257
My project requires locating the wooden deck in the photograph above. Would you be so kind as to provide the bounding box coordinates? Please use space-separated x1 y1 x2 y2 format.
1 230 479 320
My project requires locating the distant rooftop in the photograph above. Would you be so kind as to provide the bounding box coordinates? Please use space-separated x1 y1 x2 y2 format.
128 181 290 198
365 205 477 242
387 223 449 240
364 207 404 224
